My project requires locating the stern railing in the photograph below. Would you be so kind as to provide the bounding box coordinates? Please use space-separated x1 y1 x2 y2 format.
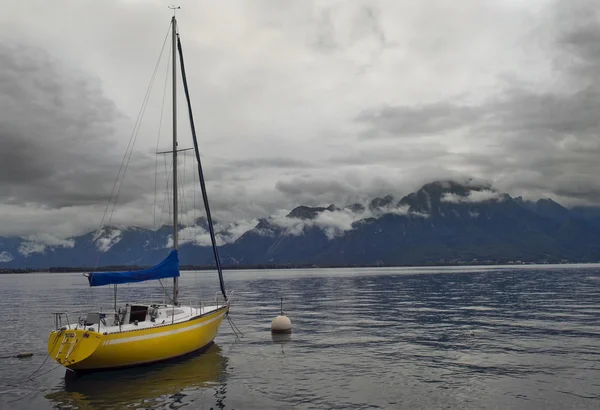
52 312 70 331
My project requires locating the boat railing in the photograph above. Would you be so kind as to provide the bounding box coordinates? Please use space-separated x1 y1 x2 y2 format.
172 298 205 312
52 312 70 331
190 298 205 311
215 292 223 308
214 290 233 308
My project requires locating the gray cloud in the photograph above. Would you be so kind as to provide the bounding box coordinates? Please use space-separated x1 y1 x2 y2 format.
276 177 357 199
2 0 600 239
356 103 484 138
353 0 600 206
0 40 154 208
329 142 453 166
227 157 315 170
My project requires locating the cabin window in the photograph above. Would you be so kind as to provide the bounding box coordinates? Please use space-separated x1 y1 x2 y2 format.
129 305 148 323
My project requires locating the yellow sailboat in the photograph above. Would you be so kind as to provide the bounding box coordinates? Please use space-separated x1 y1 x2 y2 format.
48 12 231 373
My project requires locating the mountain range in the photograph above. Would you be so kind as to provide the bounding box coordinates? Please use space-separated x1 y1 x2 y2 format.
3 180 600 270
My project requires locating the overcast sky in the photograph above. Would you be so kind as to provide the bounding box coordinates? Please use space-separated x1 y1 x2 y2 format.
1 0 600 239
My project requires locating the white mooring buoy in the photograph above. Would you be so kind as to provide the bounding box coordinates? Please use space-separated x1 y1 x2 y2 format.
271 297 292 334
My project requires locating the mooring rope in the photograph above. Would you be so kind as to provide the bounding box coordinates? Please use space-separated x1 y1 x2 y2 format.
226 315 244 339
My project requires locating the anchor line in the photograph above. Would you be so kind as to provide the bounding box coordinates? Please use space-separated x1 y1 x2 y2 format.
26 354 51 381
26 329 63 381
226 315 244 338
5 329 65 392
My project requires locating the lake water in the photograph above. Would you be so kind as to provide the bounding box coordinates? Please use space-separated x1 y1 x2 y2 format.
1 264 600 409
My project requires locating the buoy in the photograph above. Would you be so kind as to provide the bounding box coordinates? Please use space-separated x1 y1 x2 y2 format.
271 315 292 333
16 352 33 358
271 297 292 334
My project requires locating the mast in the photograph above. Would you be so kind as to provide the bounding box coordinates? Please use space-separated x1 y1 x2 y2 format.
171 14 179 305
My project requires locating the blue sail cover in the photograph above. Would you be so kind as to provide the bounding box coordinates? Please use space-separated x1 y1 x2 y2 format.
87 250 180 287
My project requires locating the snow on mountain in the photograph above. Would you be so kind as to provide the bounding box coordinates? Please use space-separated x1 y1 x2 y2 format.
3 179 600 268
168 218 260 248
264 197 427 240
0 251 13 263
93 227 123 252
17 233 75 257
442 190 503 204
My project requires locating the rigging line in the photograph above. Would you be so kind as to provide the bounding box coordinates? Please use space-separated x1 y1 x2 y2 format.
180 152 187 233
95 20 172 244
158 278 175 303
193 157 198 286
179 152 191 232
186 152 192 229
160 154 172 228
153 33 172 235
92 21 172 273
177 34 227 300
193 144 197 224
106 24 171 230
184 154 192 230
153 147 159 244
165 154 171 220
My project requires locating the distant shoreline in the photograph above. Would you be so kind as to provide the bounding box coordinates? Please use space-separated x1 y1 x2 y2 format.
2 260 599 274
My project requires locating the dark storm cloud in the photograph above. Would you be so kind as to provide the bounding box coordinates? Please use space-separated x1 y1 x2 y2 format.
0 41 152 208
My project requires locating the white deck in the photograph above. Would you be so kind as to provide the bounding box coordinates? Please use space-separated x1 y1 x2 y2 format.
61 303 224 334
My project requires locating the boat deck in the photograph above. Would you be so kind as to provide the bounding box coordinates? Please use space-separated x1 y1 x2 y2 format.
59 303 224 335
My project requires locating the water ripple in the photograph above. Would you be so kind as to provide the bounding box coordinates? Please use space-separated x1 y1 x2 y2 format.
1 266 600 408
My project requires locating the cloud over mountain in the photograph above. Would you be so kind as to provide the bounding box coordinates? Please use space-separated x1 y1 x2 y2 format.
1 0 600 241
3 179 600 269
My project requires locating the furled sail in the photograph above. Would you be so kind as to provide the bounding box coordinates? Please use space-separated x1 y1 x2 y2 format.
87 250 180 287
177 34 227 300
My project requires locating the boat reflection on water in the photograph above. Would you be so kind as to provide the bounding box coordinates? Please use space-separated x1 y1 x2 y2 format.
45 343 229 409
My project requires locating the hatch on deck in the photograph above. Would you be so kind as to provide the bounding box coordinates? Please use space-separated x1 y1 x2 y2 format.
129 305 149 323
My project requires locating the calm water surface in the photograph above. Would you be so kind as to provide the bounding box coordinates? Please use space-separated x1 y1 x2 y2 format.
1 265 600 409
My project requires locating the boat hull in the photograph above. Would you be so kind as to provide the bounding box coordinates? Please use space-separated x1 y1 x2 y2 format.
48 306 228 371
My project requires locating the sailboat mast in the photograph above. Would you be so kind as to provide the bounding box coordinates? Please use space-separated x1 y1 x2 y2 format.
171 15 179 305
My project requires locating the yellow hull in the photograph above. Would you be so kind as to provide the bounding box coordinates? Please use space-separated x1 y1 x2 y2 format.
48 306 228 371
